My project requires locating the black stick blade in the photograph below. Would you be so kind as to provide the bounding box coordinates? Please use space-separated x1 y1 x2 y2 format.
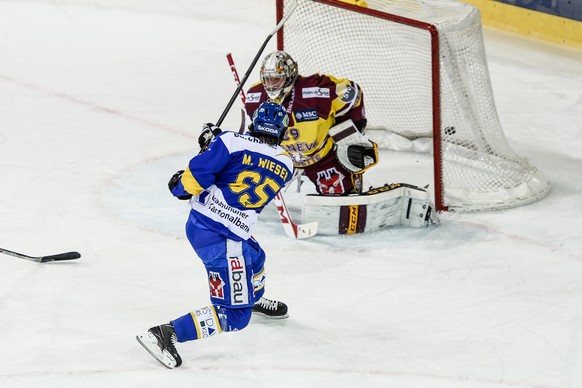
40 251 81 263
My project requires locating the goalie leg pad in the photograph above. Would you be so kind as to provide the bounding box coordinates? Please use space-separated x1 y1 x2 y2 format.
403 196 435 228
302 183 439 235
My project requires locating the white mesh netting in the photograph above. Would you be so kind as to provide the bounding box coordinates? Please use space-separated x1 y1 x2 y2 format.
279 0 550 211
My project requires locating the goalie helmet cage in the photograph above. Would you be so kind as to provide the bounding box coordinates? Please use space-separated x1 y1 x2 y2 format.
275 0 550 212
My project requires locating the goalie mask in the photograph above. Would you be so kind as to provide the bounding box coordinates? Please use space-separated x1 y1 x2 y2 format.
251 101 289 143
260 51 298 102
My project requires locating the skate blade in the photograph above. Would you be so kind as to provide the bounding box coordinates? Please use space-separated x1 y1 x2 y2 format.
136 333 177 369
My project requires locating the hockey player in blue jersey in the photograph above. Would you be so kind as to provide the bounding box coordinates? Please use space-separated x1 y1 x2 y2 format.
136 101 293 369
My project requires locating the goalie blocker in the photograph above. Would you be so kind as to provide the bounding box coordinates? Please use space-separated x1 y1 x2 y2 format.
302 183 439 235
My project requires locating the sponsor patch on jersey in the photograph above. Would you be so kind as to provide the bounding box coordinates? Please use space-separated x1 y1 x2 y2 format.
245 92 262 103
208 272 225 299
340 84 357 103
316 167 346 195
302 87 330 99
228 255 248 305
192 306 221 338
294 109 319 122
253 268 266 292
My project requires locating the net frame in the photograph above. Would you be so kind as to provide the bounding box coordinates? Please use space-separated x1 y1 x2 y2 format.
275 0 550 212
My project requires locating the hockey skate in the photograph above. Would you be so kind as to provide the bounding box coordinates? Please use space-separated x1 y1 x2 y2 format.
252 297 288 319
136 323 182 369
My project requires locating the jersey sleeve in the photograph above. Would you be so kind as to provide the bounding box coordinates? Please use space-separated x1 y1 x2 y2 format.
327 75 366 126
179 134 232 195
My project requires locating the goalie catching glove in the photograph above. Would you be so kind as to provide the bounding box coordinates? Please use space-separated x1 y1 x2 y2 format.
329 119 379 173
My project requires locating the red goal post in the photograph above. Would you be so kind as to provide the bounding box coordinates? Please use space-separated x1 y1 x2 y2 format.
276 0 550 212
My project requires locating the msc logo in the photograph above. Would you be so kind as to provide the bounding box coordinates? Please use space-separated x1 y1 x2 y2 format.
294 109 319 122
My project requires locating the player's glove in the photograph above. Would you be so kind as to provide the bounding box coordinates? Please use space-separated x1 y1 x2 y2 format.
199 123 220 151
168 170 192 200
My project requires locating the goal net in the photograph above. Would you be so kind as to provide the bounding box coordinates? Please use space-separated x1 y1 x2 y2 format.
276 0 550 211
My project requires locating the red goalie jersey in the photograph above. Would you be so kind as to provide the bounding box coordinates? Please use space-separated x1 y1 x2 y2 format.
244 74 366 169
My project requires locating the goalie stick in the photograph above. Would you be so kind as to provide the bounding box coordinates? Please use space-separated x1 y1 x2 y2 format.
225 52 318 239
0 247 81 263
226 53 247 134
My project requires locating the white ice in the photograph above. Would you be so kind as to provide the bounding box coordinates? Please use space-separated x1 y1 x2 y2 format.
1 1 582 387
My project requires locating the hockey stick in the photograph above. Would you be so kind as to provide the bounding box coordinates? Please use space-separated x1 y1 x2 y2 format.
272 193 318 239
225 49 318 239
214 0 298 129
0 247 81 263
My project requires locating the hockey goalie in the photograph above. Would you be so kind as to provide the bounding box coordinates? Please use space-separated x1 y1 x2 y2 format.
302 120 439 235
245 50 438 237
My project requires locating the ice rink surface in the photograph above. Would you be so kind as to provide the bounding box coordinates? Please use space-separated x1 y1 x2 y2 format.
1 1 582 387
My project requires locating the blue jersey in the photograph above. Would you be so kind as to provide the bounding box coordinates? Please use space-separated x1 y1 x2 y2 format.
172 132 294 240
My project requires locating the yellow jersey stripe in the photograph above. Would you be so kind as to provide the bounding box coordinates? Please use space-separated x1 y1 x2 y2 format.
181 168 204 195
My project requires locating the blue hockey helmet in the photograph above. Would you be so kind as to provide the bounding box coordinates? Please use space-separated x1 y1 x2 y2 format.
251 101 289 141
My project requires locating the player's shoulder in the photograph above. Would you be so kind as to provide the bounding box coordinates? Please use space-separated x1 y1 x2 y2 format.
296 73 329 87
213 130 241 150
216 130 248 145
296 74 357 104
227 133 292 168
272 144 293 168
295 74 334 100
297 73 351 87
216 131 269 152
